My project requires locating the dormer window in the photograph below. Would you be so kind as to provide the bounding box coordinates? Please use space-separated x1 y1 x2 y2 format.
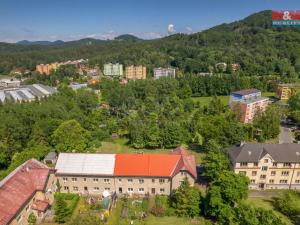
264 159 268 163
240 162 248 167
272 162 277 167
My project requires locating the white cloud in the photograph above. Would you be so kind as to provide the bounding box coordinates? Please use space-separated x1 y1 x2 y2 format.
86 34 97 38
168 24 176 34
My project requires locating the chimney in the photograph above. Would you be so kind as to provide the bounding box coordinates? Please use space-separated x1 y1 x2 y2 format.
248 151 252 156
240 141 245 147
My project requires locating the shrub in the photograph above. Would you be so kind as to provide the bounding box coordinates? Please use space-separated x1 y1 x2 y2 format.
150 204 166 217
274 190 300 219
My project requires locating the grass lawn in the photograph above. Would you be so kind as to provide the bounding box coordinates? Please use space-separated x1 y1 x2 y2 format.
97 139 205 164
192 95 229 106
246 196 293 225
107 198 207 225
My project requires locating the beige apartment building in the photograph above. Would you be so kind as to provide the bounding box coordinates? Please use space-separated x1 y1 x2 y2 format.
0 159 56 225
55 147 196 196
228 143 300 190
125 65 147 80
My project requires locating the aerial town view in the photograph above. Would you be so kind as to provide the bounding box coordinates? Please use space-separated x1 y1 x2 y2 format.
0 0 300 225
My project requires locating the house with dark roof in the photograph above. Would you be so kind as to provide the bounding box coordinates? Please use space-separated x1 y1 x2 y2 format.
228 143 300 190
0 159 56 225
55 146 197 196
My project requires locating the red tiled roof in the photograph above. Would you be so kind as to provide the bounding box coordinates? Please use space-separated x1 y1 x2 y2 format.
114 154 181 177
172 146 197 179
31 200 49 212
114 147 197 179
0 159 50 225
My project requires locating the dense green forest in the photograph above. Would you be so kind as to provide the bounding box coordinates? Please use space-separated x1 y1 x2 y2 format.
1 10 300 79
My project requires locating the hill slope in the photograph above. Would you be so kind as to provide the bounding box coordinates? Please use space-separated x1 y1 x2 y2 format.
0 10 300 77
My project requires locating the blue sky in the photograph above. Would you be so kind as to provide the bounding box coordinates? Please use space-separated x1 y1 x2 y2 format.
0 0 299 42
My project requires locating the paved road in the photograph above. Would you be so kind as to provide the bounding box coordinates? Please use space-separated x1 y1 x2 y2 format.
249 191 279 198
279 125 293 144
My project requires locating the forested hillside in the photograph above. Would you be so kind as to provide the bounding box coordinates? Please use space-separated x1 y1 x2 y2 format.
1 10 300 78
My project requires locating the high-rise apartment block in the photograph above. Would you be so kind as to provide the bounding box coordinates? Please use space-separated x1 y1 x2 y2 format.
230 89 269 123
103 63 123 76
153 67 176 79
125 65 147 80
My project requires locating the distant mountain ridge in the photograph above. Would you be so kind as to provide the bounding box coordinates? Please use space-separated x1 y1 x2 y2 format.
17 40 65 46
1 10 300 77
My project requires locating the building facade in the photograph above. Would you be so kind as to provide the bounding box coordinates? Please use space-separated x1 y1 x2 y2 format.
228 143 300 190
103 63 123 76
55 147 196 196
0 79 21 88
153 67 176 79
230 89 269 123
0 159 56 225
36 59 87 75
125 65 147 80
275 83 300 100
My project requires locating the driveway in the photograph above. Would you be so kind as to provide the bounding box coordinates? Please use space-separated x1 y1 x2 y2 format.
279 125 293 144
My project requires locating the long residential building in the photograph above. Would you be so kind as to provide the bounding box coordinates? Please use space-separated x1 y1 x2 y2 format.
103 63 123 76
55 147 196 196
228 143 300 190
0 84 57 103
153 67 176 79
0 159 56 225
36 59 87 75
275 83 300 100
230 89 269 123
125 65 147 80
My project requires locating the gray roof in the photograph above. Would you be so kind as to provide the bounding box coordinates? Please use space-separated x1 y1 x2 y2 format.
0 84 57 103
228 143 300 163
55 153 116 175
231 88 260 96
44 152 57 161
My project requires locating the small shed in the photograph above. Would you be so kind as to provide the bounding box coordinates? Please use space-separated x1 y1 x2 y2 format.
43 152 57 164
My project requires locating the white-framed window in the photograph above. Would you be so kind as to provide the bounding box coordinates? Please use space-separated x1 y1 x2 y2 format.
283 163 291 167
105 187 110 191
159 188 165 193
253 162 258 167
240 162 248 167
128 179 133 183
118 178 122 182
271 171 276 176
94 187 99 191
295 180 300 184
64 186 69 191
73 186 78 191
159 179 165 183
239 171 246 175
272 162 277 167
138 188 144 193
281 171 289 176
104 178 110 184
297 171 300 176
127 188 133 193
83 178 87 182
93 178 99 182
152 179 155 183
252 171 257 176
139 179 144 184
280 180 288 184
264 159 268 163
26 205 30 212
260 175 266 179
261 166 268 171
269 179 274 184
63 177 68 182
71 177 77 182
